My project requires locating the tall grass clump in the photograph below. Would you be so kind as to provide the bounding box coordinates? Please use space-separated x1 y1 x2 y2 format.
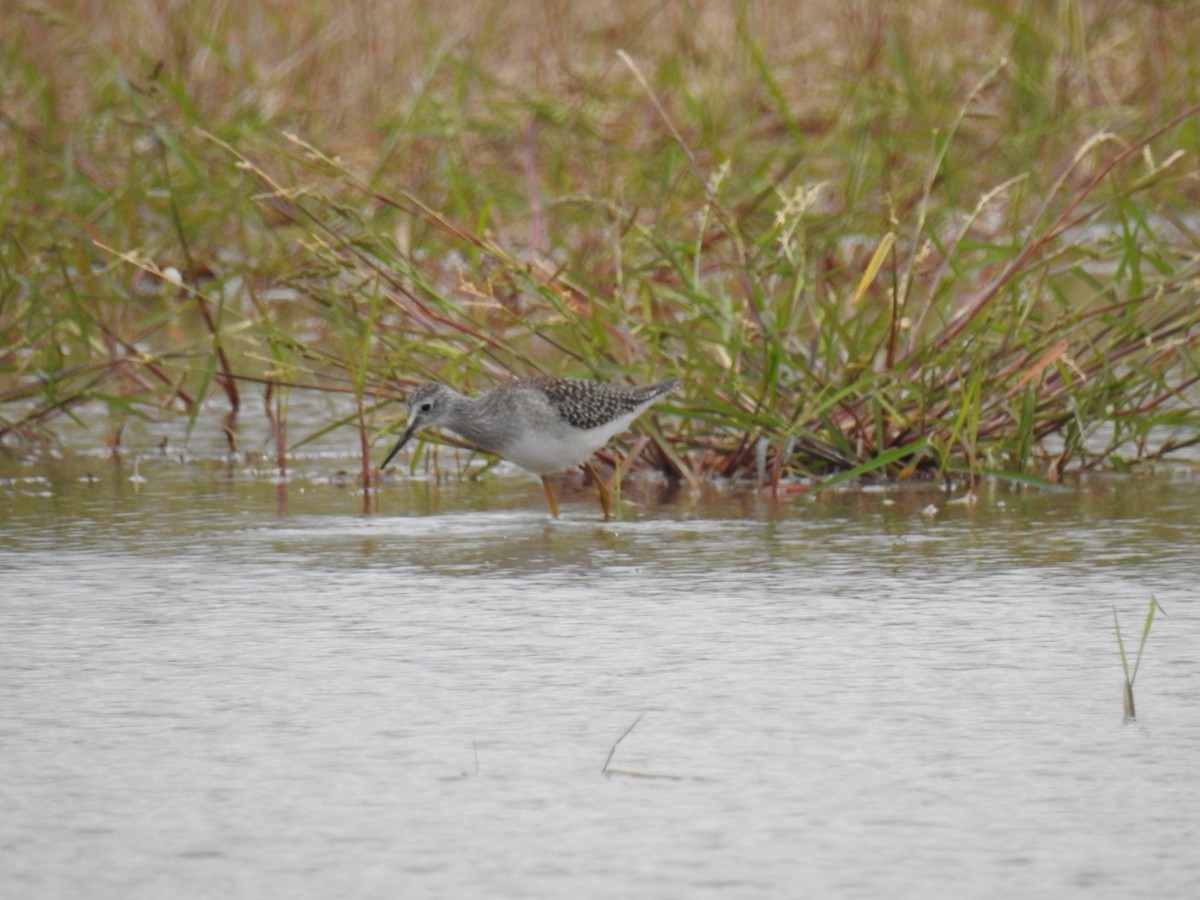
1 1 1198 489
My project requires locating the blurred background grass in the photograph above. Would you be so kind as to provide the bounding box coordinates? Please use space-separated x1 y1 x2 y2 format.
2 0 1199 484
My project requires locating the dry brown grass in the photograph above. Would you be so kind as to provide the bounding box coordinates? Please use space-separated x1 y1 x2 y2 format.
8 1 1197 162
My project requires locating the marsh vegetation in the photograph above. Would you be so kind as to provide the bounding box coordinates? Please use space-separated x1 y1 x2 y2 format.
3 1 1198 489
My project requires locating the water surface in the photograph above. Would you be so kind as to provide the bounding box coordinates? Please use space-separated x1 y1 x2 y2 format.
2 450 1198 899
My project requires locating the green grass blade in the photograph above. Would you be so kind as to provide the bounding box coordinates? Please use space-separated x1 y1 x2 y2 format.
1112 605 1131 684
809 438 930 495
1129 596 1163 685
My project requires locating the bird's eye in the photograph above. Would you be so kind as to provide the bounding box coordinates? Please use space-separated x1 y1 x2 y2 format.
419 401 434 413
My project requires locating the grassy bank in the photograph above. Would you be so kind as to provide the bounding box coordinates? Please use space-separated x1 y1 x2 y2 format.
2 0 1199 489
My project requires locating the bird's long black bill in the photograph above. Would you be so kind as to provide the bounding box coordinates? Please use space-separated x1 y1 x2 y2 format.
380 422 420 470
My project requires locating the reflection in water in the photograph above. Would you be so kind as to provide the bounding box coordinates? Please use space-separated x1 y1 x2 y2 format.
2 457 1199 899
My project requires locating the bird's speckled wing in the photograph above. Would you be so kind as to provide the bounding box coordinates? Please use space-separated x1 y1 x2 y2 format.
529 377 677 430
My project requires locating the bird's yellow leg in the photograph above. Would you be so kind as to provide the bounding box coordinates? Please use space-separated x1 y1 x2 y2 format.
541 475 561 518
583 461 613 521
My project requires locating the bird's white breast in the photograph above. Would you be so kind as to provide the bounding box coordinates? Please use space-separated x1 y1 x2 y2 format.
495 412 641 474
